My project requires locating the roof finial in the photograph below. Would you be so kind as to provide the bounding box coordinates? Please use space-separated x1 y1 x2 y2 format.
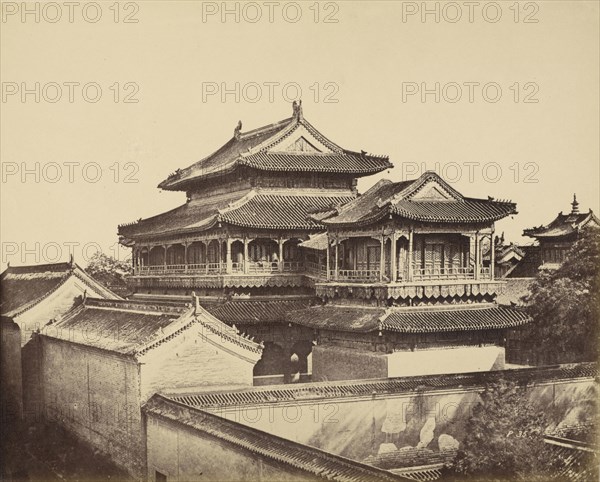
571 193 579 214
292 99 303 119
234 120 242 140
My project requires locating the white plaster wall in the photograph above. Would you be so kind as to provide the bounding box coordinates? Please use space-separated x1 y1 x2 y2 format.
386 346 505 378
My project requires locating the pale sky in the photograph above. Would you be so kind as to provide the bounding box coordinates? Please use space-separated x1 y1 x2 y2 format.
1 1 599 268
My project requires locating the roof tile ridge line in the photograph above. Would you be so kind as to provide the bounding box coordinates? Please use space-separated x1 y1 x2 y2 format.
147 396 399 481
194 302 263 353
299 117 345 153
135 307 196 356
238 116 294 140
240 116 301 156
217 189 258 216
71 265 122 300
393 171 465 204
5 270 73 319
46 301 87 329
336 179 393 213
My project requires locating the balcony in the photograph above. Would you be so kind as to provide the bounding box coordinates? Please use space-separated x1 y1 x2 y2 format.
134 261 305 276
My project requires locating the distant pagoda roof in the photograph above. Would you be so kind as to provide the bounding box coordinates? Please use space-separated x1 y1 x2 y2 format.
118 190 353 240
523 194 600 239
319 171 517 227
158 101 392 191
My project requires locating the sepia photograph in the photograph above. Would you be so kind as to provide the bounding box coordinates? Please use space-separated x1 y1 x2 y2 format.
1 1 599 480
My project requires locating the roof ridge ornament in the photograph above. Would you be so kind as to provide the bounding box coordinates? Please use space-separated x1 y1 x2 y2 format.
292 99 303 120
571 193 580 214
234 120 242 140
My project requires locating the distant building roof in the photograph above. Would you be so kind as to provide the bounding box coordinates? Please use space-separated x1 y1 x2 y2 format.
524 195 600 240
320 172 517 227
144 394 404 482
300 232 329 250
0 260 119 317
157 103 392 191
287 303 530 333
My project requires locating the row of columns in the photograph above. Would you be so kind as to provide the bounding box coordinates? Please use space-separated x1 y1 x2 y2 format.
326 229 495 282
135 236 296 275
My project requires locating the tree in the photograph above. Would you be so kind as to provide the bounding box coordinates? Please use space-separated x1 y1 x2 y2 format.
523 229 599 364
84 252 132 295
448 380 557 481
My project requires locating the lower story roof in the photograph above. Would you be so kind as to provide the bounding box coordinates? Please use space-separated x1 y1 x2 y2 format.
201 299 313 325
287 303 530 334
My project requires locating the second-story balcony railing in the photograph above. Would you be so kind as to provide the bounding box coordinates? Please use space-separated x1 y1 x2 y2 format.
334 269 381 282
134 261 305 276
410 267 491 281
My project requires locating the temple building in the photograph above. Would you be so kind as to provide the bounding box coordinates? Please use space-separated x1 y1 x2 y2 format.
119 104 529 382
523 194 599 269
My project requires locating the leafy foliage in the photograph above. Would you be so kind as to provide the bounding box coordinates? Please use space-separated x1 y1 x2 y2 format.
523 229 599 363
448 380 556 481
84 252 132 294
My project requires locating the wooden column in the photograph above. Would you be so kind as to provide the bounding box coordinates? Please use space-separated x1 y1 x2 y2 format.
278 237 284 272
391 233 397 282
490 228 495 280
334 241 339 280
326 235 331 280
408 230 414 281
163 245 168 270
184 243 189 272
474 232 480 280
226 238 232 274
243 237 249 274
379 235 385 282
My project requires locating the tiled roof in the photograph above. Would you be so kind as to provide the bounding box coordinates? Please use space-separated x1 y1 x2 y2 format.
287 305 386 332
1 262 119 316
144 394 404 482
43 298 187 354
506 245 543 278
322 173 516 227
364 447 456 471
287 304 530 333
300 232 329 250
239 151 391 174
381 304 530 333
201 299 313 325
168 363 597 408
158 118 292 191
495 278 534 305
119 190 353 239
390 198 516 223
157 110 391 191
118 189 250 239
218 191 354 230
524 210 599 239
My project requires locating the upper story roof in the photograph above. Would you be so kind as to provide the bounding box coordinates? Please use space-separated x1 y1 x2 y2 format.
0 259 119 318
320 172 517 227
524 195 600 239
157 102 392 191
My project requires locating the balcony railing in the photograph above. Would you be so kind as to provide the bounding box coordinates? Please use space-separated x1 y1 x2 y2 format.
305 261 328 277
135 261 305 275
410 267 492 281
335 269 381 282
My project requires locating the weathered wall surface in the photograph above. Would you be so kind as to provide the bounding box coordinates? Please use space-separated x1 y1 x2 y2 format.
140 324 257 402
40 337 144 479
146 413 315 482
212 378 597 464
312 345 388 381
1 318 23 421
14 276 86 346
